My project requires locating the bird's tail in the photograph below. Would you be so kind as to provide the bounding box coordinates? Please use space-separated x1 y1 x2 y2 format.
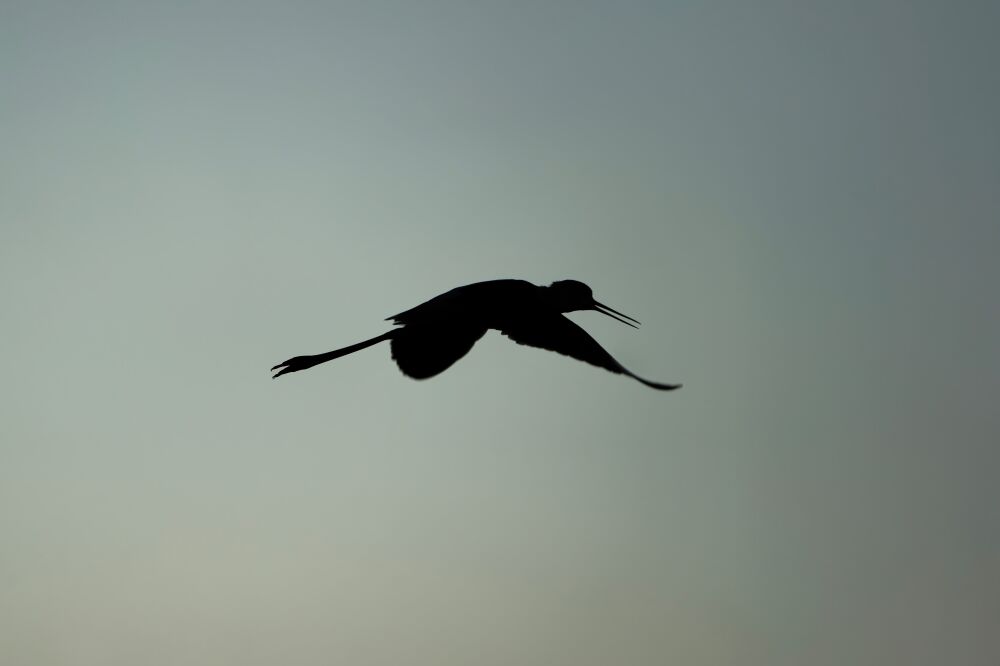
271 331 396 379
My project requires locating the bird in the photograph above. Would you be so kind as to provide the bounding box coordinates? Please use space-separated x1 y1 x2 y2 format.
271 279 681 390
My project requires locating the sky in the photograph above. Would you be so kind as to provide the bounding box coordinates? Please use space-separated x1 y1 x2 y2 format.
2 1 998 665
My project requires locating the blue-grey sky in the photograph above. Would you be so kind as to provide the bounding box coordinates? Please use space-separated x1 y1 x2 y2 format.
2 2 998 665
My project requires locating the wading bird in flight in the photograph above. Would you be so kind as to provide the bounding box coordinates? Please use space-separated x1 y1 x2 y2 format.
271 279 680 390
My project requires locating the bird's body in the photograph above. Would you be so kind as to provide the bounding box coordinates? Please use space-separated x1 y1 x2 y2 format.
272 279 680 390
386 278 536 329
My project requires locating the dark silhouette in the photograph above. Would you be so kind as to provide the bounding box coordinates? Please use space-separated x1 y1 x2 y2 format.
271 279 681 390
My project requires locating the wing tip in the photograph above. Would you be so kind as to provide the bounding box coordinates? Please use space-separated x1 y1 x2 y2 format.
642 379 682 391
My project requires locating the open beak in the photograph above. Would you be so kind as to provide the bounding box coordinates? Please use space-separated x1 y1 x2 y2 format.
593 300 641 328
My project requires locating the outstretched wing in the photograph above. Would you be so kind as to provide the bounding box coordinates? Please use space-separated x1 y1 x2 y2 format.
500 314 680 391
390 324 487 379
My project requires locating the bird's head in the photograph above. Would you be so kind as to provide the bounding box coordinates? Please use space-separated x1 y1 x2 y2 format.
546 280 640 328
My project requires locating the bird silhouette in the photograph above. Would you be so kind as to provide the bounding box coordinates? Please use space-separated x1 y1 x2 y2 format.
271 279 681 390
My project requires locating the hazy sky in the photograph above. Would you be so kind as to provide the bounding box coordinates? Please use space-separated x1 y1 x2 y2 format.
2 2 998 665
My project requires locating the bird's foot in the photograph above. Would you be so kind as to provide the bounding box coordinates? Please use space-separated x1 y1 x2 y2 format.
271 355 314 379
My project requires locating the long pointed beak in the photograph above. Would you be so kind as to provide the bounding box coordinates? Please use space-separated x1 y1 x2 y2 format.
593 300 641 328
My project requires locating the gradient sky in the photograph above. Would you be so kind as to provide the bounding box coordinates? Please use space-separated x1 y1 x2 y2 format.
2 2 998 665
